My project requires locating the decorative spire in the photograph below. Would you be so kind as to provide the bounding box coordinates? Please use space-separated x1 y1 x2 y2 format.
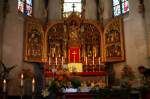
72 3 76 12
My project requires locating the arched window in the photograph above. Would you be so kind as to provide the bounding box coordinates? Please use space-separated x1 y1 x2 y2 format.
63 0 82 18
113 0 129 16
18 0 33 16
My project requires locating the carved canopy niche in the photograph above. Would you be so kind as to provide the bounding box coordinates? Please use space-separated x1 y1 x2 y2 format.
24 13 125 66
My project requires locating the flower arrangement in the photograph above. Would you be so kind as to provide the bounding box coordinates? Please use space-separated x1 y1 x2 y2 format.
43 67 81 97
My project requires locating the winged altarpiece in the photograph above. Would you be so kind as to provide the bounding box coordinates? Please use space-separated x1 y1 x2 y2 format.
24 13 125 73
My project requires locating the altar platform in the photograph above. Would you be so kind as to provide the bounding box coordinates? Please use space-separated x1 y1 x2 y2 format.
1 90 150 99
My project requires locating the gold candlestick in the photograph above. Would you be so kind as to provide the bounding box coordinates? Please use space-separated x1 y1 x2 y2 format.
85 57 87 65
48 56 51 65
55 57 57 65
92 56 94 65
62 57 64 65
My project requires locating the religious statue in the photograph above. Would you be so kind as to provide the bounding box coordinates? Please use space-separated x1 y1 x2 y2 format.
114 30 120 42
50 43 61 57
27 29 42 57
87 45 92 57
62 45 67 58
69 20 80 42
0 61 17 79
69 31 79 40
55 43 61 57
81 45 86 58
51 46 56 57
92 46 97 57
106 44 121 57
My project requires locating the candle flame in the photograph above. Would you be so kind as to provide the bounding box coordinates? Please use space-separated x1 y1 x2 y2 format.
21 73 24 79
32 78 35 84
3 79 6 84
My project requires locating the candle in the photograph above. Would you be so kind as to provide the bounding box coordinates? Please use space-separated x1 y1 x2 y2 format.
62 57 64 65
93 56 94 65
48 56 51 65
32 78 35 93
21 73 24 87
99 57 101 65
85 57 87 65
56 57 57 65
3 79 6 92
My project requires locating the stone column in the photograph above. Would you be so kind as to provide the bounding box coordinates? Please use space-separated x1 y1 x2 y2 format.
0 0 4 60
144 0 150 58
48 0 62 20
102 0 113 25
2 0 24 96
33 0 45 21
84 0 97 19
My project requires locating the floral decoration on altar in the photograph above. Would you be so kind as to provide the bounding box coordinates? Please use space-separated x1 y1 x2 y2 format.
42 66 109 98
42 66 81 97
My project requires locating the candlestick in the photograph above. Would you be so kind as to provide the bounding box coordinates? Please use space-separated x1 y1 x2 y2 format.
32 78 35 93
84 56 85 62
99 57 101 65
3 79 6 92
85 57 87 65
48 56 51 65
62 57 64 65
55 57 57 65
93 56 94 65
21 73 24 87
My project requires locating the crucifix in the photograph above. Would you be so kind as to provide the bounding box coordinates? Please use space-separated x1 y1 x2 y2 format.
72 3 76 12
72 51 77 62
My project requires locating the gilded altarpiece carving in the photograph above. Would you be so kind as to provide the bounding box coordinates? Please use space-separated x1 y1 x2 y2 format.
24 14 125 72
44 14 105 72
104 17 125 62
24 17 44 62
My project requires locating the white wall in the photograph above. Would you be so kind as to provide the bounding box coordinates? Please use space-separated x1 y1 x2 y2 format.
1 0 45 95
112 0 149 79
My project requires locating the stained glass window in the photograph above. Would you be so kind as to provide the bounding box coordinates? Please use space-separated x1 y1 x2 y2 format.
18 0 32 16
63 0 82 18
113 0 129 16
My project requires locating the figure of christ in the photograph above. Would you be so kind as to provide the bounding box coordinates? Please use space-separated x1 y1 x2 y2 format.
28 32 41 57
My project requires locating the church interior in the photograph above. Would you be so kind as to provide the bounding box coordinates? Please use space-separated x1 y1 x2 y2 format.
0 0 150 99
